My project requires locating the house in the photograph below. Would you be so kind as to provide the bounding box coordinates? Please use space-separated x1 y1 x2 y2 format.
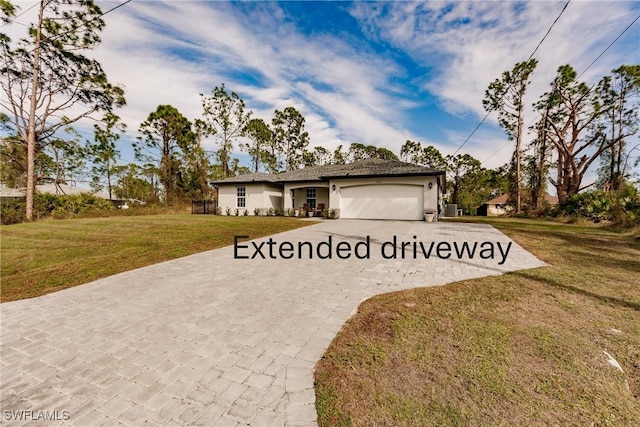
213 158 446 220
0 183 133 206
0 183 25 199
479 193 559 216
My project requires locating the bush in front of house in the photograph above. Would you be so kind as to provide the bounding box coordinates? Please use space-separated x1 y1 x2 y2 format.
1 193 115 225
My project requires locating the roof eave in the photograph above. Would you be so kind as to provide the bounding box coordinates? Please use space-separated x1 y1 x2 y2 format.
321 170 446 179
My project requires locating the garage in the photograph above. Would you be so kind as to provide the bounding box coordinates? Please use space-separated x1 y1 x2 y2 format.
340 184 424 220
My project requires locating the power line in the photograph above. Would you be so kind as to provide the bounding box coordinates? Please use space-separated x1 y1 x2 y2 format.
0 1 39 28
451 0 571 156
0 0 134 69
480 9 640 166
577 13 640 80
482 140 512 164
528 0 571 60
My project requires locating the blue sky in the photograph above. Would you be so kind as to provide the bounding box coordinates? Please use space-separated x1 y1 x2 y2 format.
5 0 640 183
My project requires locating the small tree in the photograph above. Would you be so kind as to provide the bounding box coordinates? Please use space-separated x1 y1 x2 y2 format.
446 153 483 206
483 59 538 212
271 106 309 171
242 117 273 173
199 84 251 178
333 145 347 165
135 105 196 203
399 140 447 169
302 146 333 167
87 113 125 199
595 65 640 192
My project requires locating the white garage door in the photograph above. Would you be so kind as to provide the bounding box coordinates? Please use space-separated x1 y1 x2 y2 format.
340 184 424 220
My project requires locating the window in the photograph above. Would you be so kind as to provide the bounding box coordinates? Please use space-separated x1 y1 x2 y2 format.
237 186 246 208
306 188 316 209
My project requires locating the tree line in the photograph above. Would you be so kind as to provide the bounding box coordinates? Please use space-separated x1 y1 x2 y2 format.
483 59 639 211
1 1 638 221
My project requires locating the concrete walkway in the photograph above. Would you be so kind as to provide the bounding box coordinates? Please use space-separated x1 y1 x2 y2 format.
1 221 545 426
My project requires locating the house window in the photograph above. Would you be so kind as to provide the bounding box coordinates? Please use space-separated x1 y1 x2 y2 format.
306 188 316 209
237 186 246 208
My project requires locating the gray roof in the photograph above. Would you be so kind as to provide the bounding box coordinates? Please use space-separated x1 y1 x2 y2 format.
211 172 280 184
0 183 113 199
213 158 444 185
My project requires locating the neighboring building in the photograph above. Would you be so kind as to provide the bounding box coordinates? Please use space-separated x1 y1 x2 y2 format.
479 193 559 216
36 183 112 199
0 183 25 199
213 158 446 220
1 183 112 201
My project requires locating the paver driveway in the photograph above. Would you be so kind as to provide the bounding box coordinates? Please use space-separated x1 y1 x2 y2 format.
1 220 545 426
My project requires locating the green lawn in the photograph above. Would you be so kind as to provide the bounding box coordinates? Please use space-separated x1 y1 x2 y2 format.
315 218 640 426
0 214 311 302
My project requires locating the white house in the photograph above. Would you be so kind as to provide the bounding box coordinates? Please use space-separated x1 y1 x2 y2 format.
213 158 446 220
480 193 559 216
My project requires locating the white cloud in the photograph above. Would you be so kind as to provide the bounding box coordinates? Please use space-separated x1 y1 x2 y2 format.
89 0 426 160
3 0 637 179
351 1 637 118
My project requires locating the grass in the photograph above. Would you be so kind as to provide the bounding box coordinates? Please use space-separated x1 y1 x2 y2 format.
0 214 311 302
315 217 640 426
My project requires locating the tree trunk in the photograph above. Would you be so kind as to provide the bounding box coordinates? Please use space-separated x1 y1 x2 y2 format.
25 1 45 221
107 161 112 200
515 113 523 212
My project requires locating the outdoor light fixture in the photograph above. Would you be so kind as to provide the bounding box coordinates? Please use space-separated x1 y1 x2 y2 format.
428 182 433 190
332 184 336 191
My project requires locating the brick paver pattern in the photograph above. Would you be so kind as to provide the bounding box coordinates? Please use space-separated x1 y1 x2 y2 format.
1 221 545 426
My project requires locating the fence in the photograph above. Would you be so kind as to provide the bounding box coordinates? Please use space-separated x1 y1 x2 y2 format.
191 199 217 214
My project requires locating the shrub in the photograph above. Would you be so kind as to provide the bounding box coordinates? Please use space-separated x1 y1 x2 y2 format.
234 208 239 216
1 193 116 224
267 207 275 216
0 198 26 225
243 209 248 216
225 207 231 216
273 207 284 217
560 188 640 226
254 207 261 216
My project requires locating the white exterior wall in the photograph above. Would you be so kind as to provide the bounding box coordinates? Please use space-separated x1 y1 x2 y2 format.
218 183 283 215
487 204 512 216
329 176 440 218
283 182 330 210
218 174 444 219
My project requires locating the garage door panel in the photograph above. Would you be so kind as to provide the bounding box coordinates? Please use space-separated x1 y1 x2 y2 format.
340 185 423 220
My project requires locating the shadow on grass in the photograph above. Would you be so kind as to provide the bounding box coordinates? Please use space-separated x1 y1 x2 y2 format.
512 270 640 312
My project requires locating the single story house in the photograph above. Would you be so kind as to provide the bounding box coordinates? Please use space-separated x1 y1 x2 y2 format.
479 193 559 216
1 183 110 199
213 158 446 221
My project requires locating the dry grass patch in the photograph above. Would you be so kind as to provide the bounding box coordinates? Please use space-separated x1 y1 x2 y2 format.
1 214 311 302
315 218 640 426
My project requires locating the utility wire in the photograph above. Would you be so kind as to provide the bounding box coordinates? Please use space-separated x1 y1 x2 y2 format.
482 11 640 165
451 0 571 156
0 0 133 69
482 140 512 164
0 1 39 28
577 13 640 80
